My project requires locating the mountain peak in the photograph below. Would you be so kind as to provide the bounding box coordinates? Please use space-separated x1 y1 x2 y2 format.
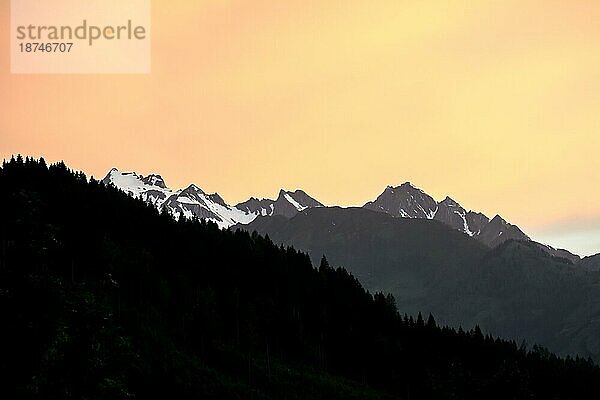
180 183 205 195
440 196 459 206
366 184 533 248
385 182 420 192
489 214 507 224
102 167 120 183
365 183 437 219
477 214 529 247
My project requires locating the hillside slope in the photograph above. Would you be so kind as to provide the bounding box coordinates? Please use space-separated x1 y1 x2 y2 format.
239 208 600 360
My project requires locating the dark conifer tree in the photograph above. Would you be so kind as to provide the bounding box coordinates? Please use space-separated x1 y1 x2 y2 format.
319 254 331 272
417 312 424 328
427 313 436 329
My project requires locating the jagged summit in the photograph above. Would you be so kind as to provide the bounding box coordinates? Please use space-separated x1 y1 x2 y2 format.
386 182 424 193
365 182 437 219
102 168 249 228
140 174 167 189
102 168 324 228
182 184 205 194
366 183 530 247
440 196 458 205
236 189 324 219
102 168 173 207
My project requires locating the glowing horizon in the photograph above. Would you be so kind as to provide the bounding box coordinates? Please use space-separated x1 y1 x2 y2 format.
2 1 600 255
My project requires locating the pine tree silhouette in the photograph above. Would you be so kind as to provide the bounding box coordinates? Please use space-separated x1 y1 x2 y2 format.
319 254 331 271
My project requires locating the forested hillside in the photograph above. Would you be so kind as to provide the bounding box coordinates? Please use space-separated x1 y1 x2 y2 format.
239 208 600 361
1 156 598 399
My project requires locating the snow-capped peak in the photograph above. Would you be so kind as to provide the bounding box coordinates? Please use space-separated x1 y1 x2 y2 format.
102 169 324 229
102 168 173 207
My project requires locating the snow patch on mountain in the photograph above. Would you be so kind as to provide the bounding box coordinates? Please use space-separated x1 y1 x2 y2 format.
284 193 307 211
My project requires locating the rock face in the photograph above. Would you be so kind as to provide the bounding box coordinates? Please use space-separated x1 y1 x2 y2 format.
236 189 324 219
364 183 438 219
235 197 275 217
434 196 479 236
464 212 490 238
140 174 167 189
476 215 529 248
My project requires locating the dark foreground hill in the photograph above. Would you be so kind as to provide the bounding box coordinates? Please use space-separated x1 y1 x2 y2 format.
239 208 600 361
1 156 599 399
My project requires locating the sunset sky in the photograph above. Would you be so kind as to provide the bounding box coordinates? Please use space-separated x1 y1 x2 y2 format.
1 1 600 255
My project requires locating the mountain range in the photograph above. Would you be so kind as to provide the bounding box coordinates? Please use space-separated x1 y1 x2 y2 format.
102 168 582 262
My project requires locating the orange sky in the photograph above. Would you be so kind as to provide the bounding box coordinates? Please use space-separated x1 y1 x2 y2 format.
1 1 600 254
